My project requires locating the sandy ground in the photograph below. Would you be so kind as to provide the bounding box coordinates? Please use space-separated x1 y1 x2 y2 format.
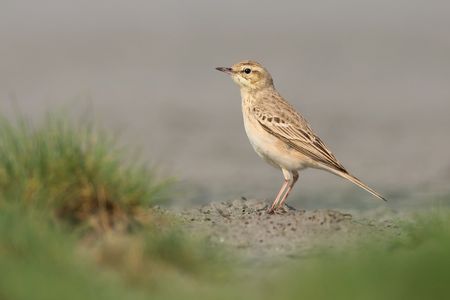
174 198 400 261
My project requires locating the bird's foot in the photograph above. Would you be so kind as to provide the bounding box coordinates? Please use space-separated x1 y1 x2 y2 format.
266 204 296 215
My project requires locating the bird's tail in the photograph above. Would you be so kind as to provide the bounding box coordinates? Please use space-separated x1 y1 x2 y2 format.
325 167 387 201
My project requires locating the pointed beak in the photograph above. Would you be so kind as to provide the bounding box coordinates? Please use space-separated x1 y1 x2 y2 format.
215 67 233 74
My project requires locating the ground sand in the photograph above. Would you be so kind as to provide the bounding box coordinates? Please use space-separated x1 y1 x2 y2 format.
174 198 399 261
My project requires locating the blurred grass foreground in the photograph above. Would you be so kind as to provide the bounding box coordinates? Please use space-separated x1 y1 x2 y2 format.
0 113 221 300
0 113 450 300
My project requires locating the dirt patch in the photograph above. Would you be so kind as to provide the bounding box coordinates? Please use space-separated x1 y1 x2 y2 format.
177 198 397 261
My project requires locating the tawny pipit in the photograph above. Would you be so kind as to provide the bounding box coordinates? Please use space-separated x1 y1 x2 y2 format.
216 60 386 214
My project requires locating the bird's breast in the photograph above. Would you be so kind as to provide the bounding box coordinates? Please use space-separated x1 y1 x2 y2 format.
242 106 311 171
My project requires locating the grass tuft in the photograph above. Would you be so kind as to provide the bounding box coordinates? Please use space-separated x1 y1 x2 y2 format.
0 113 171 230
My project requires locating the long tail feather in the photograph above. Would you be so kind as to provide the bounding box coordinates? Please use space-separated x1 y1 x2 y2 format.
324 167 387 201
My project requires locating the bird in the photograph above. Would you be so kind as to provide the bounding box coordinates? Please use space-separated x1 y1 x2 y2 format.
216 60 386 214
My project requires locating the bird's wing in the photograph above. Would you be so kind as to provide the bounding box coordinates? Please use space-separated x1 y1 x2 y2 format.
253 102 347 173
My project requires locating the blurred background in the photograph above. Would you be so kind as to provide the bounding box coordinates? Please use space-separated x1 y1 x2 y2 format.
1 0 449 208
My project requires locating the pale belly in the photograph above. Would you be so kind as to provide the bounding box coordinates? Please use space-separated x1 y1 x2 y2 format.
243 113 312 171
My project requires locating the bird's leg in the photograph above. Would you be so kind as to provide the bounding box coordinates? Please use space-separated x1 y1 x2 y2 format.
267 179 289 214
267 169 292 214
276 171 299 210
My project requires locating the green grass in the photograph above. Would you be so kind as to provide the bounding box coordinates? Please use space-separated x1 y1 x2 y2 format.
0 203 147 300
0 112 450 300
0 113 171 229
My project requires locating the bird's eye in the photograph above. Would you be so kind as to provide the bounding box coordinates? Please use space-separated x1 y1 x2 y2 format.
243 68 252 74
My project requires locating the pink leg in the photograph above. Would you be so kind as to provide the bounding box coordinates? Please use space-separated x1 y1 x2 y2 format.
276 171 299 210
267 179 289 214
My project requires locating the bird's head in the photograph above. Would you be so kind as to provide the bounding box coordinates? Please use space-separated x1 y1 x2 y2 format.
216 60 274 90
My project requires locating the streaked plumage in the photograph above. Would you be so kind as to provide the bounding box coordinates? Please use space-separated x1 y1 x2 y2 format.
216 60 385 213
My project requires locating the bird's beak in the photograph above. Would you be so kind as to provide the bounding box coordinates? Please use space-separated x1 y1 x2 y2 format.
216 67 233 74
